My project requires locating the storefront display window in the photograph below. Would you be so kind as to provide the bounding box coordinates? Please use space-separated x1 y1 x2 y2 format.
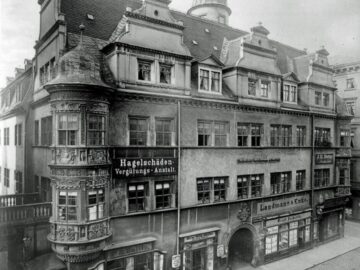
265 227 278 255
279 224 289 251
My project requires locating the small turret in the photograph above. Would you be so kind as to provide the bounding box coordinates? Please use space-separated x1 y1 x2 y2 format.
187 0 231 25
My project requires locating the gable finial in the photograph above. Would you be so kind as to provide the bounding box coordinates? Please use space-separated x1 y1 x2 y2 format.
79 23 85 46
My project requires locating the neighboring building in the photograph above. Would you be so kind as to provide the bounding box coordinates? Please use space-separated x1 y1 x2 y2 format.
0 60 33 196
0 0 352 269
333 61 360 220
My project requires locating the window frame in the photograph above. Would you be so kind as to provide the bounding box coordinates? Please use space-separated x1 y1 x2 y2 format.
4 168 10 188
155 182 172 209
198 67 222 94
137 60 152 82
296 126 306 146
128 183 146 213
87 189 105 221
41 116 52 146
346 78 355 89
197 177 228 204
58 113 79 146
260 80 270 98
296 170 306 191
314 169 330 187
270 172 291 194
237 174 263 199
129 117 149 146
155 118 173 146
283 83 297 103
314 127 331 147
87 114 106 146
58 190 78 222
198 120 229 147
159 64 173 85
3 127 9 145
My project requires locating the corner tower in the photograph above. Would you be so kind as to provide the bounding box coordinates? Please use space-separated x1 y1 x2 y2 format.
187 0 232 25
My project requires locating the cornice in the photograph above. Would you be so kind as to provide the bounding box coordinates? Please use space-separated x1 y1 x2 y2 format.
125 11 185 30
34 20 65 51
30 95 50 108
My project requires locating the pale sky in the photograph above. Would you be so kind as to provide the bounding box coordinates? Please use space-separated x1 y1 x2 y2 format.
1 0 360 88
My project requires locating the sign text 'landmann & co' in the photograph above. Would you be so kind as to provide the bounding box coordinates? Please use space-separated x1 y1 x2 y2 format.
113 158 177 178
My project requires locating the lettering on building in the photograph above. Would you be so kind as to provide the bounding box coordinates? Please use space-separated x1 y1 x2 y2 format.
257 194 310 216
315 154 333 164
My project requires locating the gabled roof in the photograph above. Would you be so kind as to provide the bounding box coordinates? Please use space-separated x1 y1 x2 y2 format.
194 54 225 67
282 72 300 83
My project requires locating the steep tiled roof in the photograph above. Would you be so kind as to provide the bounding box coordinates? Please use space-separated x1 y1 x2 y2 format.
60 0 307 74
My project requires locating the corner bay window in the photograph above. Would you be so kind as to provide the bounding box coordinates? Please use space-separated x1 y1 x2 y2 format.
88 115 105 145
199 68 221 93
197 177 227 204
138 61 151 81
58 114 78 145
128 183 146 212
237 123 262 147
58 191 78 221
271 172 291 194
88 189 104 221
314 169 330 187
129 117 148 146
237 174 263 199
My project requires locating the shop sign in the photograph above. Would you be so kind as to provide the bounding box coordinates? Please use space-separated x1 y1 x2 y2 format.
113 157 177 178
171 255 181 269
216 245 225 257
266 212 311 227
335 187 351 197
106 243 153 261
315 154 333 164
184 232 216 243
257 194 310 216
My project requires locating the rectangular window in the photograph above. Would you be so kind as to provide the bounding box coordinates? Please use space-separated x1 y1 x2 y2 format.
159 64 171 84
237 174 263 198
290 86 297 102
129 117 148 146
283 85 290 102
156 118 172 146
211 71 220 92
323 93 330 107
339 169 348 185
58 191 78 221
198 121 211 146
88 115 105 145
237 124 249 147
314 128 331 147
346 102 355 115
213 177 226 202
35 120 39 145
260 81 270 97
296 170 306 190
138 61 151 81
296 126 306 146
314 169 330 187
281 126 292 146
271 125 292 147
15 171 23 194
251 124 262 146
271 172 291 194
214 121 227 146
248 79 257 96
58 114 78 145
41 116 52 146
199 69 210 91
315 91 322 105
128 184 146 212
4 128 9 145
347 78 355 89
4 168 10 188
340 130 350 147
197 178 211 204
87 189 105 221
270 125 281 147
155 182 171 209
237 123 263 147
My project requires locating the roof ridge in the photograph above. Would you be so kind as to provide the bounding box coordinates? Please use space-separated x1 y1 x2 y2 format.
269 39 306 54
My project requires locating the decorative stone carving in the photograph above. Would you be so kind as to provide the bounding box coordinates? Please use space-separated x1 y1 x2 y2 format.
88 221 108 240
56 179 81 189
237 203 251 222
88 149 107 164
56 149 77 164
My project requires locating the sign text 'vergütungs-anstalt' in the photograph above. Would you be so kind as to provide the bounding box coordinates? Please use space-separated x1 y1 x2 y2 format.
113 158 177 178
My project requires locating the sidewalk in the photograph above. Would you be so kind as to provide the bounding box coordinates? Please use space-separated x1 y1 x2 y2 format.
240 221 360 270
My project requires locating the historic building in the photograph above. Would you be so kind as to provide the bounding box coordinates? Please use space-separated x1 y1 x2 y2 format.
333 60 360 220
0 0 353 269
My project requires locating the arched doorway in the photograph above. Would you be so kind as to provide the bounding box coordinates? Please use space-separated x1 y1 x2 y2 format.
228 228 254 268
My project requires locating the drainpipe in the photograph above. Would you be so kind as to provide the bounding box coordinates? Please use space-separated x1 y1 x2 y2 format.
176 100 181 257
310 113 315 246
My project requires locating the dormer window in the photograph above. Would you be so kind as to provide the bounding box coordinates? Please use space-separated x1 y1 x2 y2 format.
199 68 221 94
138 60 151 81
283 84 297 103
160 64 172 84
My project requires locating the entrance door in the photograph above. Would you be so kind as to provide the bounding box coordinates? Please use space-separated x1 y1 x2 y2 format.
228 228 254 267
192 248 206 270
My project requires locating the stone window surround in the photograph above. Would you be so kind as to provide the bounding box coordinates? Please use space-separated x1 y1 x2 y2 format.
198 66 222 95
136 57 175 85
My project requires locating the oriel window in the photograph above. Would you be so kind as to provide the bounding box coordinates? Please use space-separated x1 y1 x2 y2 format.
138 61 151 81
129 117 148 146
58 191 78 221
87 189 105 221
58 114 78 145
88 115 106 145
160 64 171 84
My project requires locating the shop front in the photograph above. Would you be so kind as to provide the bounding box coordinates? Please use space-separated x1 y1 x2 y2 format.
263 211 312 262
317 197 346 243
180 228 219 270
104 238 165 270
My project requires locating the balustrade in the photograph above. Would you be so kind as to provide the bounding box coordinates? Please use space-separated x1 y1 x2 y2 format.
0 193 40 207
0 203 51 224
